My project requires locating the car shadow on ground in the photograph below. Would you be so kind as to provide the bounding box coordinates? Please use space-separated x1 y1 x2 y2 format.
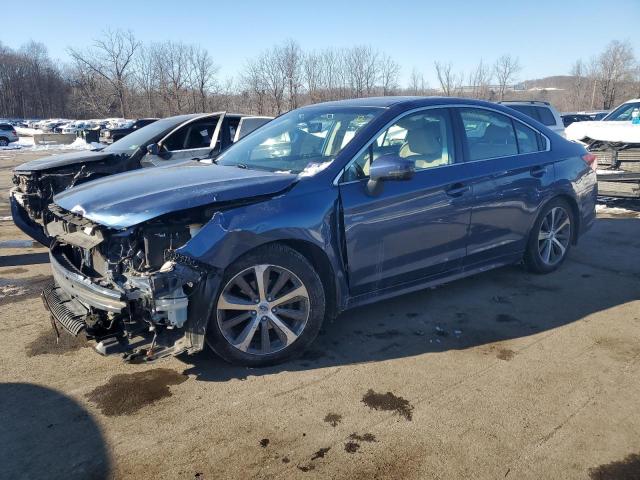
182 216 640 382
0 383 111 479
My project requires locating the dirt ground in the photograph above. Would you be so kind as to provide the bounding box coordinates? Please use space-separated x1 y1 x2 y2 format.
1 149 639 480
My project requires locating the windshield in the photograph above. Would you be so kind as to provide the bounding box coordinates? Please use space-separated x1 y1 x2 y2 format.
103 115 194 152
216 107 382 174
604 102 640 121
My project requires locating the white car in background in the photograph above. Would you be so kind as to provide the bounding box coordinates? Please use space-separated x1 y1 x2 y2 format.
61 121 95 134
566 98 640 198
499 101 566 137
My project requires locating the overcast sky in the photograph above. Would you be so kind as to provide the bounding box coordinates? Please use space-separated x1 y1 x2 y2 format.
2 0 639 86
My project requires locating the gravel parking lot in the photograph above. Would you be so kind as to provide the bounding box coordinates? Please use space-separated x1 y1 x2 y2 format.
1 148 639 480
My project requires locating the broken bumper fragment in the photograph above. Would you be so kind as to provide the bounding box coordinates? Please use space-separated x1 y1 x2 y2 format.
44 247 206 362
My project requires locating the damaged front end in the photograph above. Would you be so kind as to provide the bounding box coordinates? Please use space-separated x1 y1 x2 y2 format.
42 204 220 363
586 139 640 198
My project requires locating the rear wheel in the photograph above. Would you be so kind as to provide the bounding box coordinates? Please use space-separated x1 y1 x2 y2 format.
0 138 8 146
524 198 574 274
206 244 325 366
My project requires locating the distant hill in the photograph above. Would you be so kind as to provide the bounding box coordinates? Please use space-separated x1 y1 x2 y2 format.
520 76 576 91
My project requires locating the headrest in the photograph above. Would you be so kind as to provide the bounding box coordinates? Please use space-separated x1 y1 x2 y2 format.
405 122 441 156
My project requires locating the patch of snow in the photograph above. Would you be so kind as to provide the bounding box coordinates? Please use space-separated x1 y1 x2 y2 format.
596 169 627 175
0 216 13 221
0 282 29 299
298 161 331 178
2 136 105 152
14 127 43 136
596 204 640 218
566 121 640 143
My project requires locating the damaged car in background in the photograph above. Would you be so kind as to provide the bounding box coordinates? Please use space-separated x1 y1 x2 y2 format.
41 97 597 366
10 112 272 245
566 98 640 198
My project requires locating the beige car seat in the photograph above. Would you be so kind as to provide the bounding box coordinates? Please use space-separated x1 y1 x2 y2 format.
399 123 447 168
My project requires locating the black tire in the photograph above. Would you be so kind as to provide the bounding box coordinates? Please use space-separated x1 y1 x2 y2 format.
0 138 8 147
524 197 575 274
206 243 325 367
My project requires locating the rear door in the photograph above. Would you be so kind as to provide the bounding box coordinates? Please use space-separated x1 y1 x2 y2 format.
339 108 472 296
141 112 225 167
455 107 554 267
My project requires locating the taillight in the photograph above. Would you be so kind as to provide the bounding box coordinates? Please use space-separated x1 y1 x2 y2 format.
582 153 597 171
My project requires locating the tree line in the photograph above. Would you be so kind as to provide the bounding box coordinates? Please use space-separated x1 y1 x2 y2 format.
0 30 638 119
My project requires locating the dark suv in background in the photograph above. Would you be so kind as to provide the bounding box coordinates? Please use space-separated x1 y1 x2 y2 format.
100 118 158 143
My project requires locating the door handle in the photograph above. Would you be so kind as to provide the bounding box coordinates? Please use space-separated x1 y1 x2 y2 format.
446 183 470 197
530 165 547 177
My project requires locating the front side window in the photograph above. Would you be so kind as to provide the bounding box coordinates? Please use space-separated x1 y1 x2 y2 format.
163 119 217 152
217 107 381 174
343 108 455 182
460 108 518 161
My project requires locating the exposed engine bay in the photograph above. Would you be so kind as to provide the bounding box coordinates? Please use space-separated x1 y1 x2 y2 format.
42 203 216 363
12 155 137 228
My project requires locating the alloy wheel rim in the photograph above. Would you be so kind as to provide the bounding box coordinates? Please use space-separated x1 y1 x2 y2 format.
537 207 571 266
216 264 310 355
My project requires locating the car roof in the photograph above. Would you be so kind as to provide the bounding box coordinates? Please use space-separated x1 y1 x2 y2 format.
301 96 512 110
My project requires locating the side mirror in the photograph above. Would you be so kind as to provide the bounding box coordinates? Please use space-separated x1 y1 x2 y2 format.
367 154 415 196
146 143 160 156
369 154 415 181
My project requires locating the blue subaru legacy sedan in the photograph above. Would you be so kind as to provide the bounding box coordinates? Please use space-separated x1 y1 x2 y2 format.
41 97 597 366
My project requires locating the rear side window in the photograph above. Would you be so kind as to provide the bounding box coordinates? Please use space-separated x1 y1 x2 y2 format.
535 107 557 126
460 108 518 161
0 124 12 131
514 121 545 153
507 104 538 121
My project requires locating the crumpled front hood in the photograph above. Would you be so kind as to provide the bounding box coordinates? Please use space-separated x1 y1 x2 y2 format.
53 163 297 229
14 150 113 172
566 121 640 144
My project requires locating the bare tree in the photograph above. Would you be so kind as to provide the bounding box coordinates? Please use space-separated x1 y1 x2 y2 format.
379 54 400 95
303 50 324 104
68 29 140 117
434 61 462 96
278 40 303 110
189 46 218 112
408 68 427 95
595 40 635 109
241 57 269 115
493 54 521 101
468 59 492 99
133 45 157 115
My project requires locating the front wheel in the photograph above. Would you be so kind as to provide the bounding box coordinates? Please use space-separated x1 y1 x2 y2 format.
524 198 574 274
206 244 325 366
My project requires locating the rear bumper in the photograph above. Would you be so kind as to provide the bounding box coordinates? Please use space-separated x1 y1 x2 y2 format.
10 190 49 246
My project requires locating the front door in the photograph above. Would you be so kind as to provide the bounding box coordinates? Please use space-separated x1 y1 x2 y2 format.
338 108 472 296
